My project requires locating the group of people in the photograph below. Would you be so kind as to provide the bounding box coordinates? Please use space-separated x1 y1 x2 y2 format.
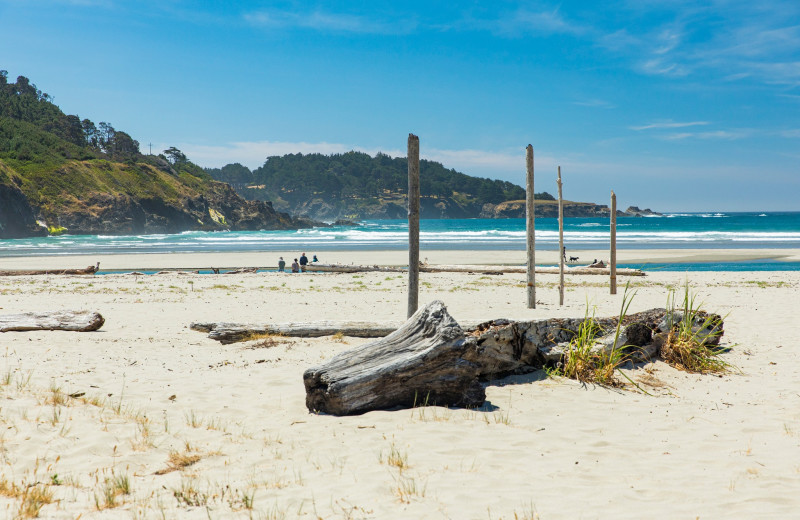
277 252 318 273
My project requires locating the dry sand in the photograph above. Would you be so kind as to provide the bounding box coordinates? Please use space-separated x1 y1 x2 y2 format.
0 252 799 518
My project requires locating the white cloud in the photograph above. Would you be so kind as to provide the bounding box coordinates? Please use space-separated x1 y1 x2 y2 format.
661 129 751 141
244 9 414 35
630 121 710 131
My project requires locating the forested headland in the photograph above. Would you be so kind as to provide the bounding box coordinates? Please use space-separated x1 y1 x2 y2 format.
206 154 657 221
206 153 558 220
0 72 309 238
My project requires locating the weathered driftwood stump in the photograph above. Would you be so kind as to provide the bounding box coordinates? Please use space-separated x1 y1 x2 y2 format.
302 302 724 415
0 311 105 332
303 301 485 415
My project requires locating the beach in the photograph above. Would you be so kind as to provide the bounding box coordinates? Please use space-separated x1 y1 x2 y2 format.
1 251 799 518
1 247 800 271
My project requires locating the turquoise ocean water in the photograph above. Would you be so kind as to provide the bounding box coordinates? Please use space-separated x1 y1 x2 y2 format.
1 212 799 271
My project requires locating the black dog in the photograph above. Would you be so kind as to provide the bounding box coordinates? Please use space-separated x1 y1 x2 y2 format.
568 256 579 263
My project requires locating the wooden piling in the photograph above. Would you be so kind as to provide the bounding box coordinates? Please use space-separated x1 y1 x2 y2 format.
610 190 617 295
407 133 420 318
557 166 564 306
526 145 536 309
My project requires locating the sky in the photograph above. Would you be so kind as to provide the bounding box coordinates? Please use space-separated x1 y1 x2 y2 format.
1 0 799 211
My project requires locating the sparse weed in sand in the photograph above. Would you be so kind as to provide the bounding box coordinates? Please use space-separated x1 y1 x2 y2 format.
15 483 54 519
47 381 68 406
391 473 426 503
15 370 33 392
244 333 288 349
131 421 155 451
171 478 208 507
660 282 732 374
94 472 131 510
185 409 202 428
155 449 202 475
487 503 540 520
380 443 409 471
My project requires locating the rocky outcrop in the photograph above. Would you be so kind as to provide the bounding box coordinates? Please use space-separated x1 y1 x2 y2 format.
479 201 662 219
625 206 660 217
0 182 47 238
49 182 307 236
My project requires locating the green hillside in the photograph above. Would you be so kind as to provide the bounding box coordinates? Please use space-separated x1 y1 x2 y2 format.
0 72 304 238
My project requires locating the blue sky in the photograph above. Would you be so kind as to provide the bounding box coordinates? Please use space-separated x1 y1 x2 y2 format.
1 0 799 211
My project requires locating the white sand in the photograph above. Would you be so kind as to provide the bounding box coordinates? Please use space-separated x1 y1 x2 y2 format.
0 253 799 518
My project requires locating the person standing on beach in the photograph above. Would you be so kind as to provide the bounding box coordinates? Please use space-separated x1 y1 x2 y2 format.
291 259 299 273
278 257 286 272
299 252 308 272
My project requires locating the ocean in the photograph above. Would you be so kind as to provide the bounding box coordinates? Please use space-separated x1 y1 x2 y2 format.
1 212 799 271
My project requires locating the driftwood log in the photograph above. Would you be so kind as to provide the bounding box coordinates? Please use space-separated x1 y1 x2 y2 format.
0 263 99 276
190 321 405 344
0 311 105 332
303 301 485 415
306 263 644 276
303 301 723 415
420 264 645 276
305 264 404 273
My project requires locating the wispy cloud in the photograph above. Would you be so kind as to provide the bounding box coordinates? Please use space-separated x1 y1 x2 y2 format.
630 121 710 131
500 8 586 36
244 9 414 35
661 130 752 141
460 6 588 38
572 98 616 109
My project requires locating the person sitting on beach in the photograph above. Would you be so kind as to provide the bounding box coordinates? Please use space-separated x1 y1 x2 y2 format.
312 255 318 263
291 259 300 273
299 253 308 272
278 257 286 272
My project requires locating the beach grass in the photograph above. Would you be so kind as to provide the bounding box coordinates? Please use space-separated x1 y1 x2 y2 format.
553 286 641 387
660 282 731 374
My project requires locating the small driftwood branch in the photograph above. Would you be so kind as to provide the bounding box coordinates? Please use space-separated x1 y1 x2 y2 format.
0 263 99 276
0 311 105 332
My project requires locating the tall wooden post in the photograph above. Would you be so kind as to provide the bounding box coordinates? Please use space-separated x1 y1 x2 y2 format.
525 145 536 309
610 190 617 295
407 133 420 318
557 166 564 306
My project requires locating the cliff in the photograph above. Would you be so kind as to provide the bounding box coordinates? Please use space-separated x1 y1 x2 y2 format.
0 156 309 238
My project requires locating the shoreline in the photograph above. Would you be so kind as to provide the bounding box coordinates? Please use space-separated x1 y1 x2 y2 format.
1 247 799 270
